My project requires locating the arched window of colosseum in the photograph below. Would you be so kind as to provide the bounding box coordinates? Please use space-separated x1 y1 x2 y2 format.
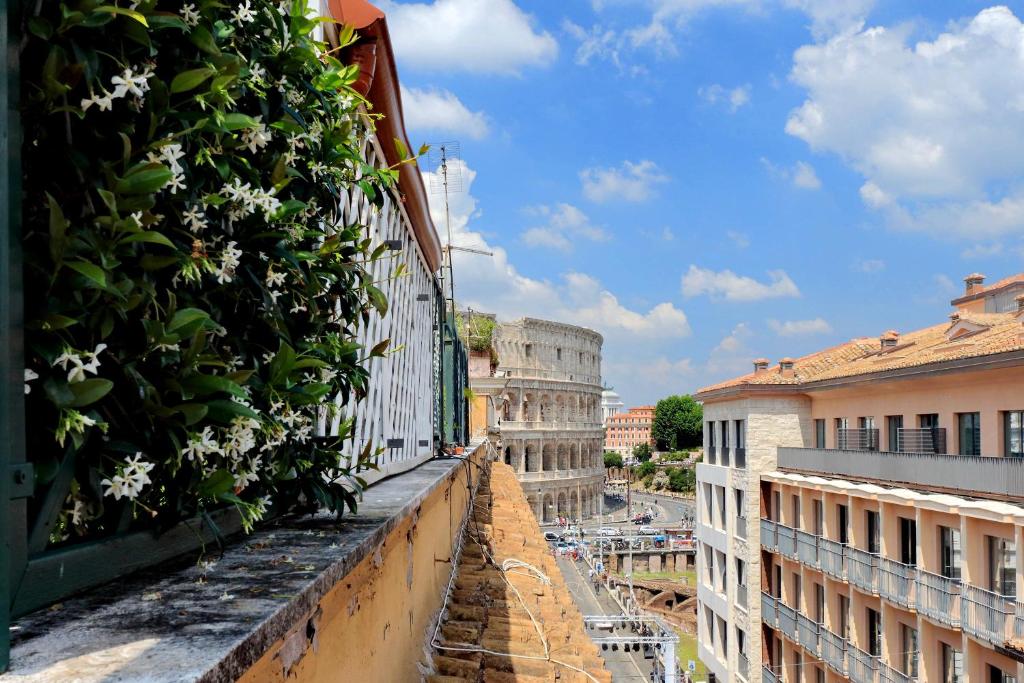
569 443 579 469
557 443 568 470
543 443 555 471
526 444 538 472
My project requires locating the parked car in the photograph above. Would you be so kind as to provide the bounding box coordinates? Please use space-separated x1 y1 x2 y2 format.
637 525 658 535
598 527 618 536
544 531 562 542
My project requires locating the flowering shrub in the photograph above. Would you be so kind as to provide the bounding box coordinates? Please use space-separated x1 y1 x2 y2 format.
20 1 409 539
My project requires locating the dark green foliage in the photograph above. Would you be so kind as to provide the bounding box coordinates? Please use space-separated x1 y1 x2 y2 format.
652 395 703 451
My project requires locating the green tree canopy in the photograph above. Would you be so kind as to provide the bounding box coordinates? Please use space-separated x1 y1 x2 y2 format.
652 395 703 451
667 467 696 493
603 451 623 468
636 460 656 478
632 442 652 463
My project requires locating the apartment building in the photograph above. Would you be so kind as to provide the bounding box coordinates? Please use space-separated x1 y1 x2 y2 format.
694 273 1024 683
605 405 656 456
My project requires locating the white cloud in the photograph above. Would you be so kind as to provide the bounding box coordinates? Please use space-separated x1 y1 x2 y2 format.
853 258 885 273
400 86 489 140
681 265 801 301
521 203 609 251
727 231 750 248
377 0 557 75
787 6 1024 237
579 160 669 203
961 243 1003 259
761 157 821 190
934 274 957 295
705 323 755 377
768 318 833 336
781 0 874 39
698 83 751 112
661 227 675 241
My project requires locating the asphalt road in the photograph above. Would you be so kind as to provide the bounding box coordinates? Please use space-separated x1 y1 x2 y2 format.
582 491 695 531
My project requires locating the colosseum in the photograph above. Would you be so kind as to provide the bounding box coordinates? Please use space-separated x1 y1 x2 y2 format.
469 317 605 523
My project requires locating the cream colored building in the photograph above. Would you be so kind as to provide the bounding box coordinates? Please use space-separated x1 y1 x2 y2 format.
695 273 1024 683
470 317 606 522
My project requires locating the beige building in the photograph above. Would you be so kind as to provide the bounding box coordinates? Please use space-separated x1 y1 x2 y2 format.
694 273 1024 683
470 317 606 522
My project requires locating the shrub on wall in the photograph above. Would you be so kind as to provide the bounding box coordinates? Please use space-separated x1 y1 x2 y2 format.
20 0 409 541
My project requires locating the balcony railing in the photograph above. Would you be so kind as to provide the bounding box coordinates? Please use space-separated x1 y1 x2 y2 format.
778 524 797 559
762 591 779 629
878 557 917 609
762 665 781 683
797 612 820 655
917 569 961 628
848 644 879 683
737 582 748 609
897 427 946 454
777 446 1024 500
796 529 820 568
761 519 779 552
738 650 749 679
820 537 846 579
821 627 848 676
962 583 1015 645
879 660 917 683
734 446 747 468
706 446 717 465
838 427 880 451
778 601 797 640
847 547 878 594
735 515 748 541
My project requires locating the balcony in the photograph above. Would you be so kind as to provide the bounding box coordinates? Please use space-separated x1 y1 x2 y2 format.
848 644 879 683
778 601 797 639
820 537 847 579
762 591 779 628
962 583 1015 645
880 661 917 683
737 582 748 609
761 519 779 552
763 665 781 683
738 650 749 680
821 627 848 676
897 427 946 454
735 446 747 468
736 514 748 541
878 557 917 609
797 612 820 655
796 529 820 568
777 446 1024 500
777 524 798 559
847 547 878 594
838 427 880 451
917 569 961 628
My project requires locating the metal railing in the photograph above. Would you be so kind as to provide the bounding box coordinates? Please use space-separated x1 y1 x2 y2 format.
735 514 748 541
738 650 749 679
917 569 961 628
820 537 847 579
821 627 848 676
777 446 1024 500
897 427 946 454
848 644 879 683
838 427 880 451
761 519 779 552
879 660 916 683
737 582 748 609
847 547 878 594
796 529 820 568
762 591 779 628
878 557 917 609
778 524 797 559
797 612 820 655
962 583 1015 645
762 665 780 683
778 601 797 640
734 446 747 468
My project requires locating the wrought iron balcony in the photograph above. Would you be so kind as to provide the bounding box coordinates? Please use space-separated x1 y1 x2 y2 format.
821 627 848 676
796 529 820 568
761 591 779 629
837 427 880 451
819 537 846 579
879 660 917 683
777 524 797 560
847 547 878 594
897 427 946 454
797 612 820 655
848 644 879 683
778 601 797 640
917 569 961 628
878 557 917 609
962 583 1015 645
761 519 779 552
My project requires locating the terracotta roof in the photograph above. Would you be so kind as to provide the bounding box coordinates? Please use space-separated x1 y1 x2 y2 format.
951 272 1024 304
428 462 611 682
696 310 1024 397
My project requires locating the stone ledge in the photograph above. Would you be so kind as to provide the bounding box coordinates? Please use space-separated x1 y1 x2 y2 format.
2 445 485 683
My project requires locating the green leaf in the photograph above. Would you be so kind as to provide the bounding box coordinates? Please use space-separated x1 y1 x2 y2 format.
393 136 409 161
167 308 210 333
68 378 114 408
47 193 67 264
43 378 75 408
269 342 296 386
205 399 259 423
93 6 149 26
122 231 176 248
174 403 209 426
365 284 388 316
369 339 390 358
190 24 220 55
170 67 216 94
197 469 235 497
66 260 106 287
115 163 173 194
36 314 79 331
221 113 258 131
180 374 247 399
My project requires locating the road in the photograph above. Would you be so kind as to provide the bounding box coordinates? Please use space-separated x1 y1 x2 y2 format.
556 554 656 682
583 491 695 530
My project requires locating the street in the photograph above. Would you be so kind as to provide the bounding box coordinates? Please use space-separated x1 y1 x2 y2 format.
579 490 695 530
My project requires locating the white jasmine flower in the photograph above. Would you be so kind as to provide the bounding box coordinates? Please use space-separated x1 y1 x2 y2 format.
241 118 272 154
180 3 200 27
110 66 152 99
24 368 38 394
101 475 127 500
183 204 207 233
219 592 235 601
230 0 255 25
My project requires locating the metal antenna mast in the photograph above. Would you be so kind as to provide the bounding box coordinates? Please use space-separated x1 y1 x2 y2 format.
427 142 462 317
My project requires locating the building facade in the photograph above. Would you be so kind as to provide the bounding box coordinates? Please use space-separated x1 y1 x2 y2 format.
470 318 606 523
694 273 1024 683
605 405 656 456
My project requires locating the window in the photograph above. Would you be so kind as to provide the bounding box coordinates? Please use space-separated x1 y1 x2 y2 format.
989 665 1017 683
735 419 745 449
940 526 962 580
524 343 532 358
794 652 803 680
942 643 962 683
835 417 848 444
866 510 880 554
736 627 746 655
816 667 826 683
899 517 917 566
919 413 939 428
721 421 729 448
887 415 903 452
959 412 981 455
867 607 882 656
707 422 716 448
772 491 781 523
735 488 745 518
736 558 746 586
792 495 801 530
1005 411 1024 457
814 583 825 622
838 594 850 638
792 573 802 610
773 564 782 599
859 416 875 430
556 347 562 360
815 419 826 448
988 536 1017 598
901 624 918 677
813 499 824 536
837 504 849 545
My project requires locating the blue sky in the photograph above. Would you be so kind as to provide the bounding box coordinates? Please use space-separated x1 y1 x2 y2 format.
377 0 1024 406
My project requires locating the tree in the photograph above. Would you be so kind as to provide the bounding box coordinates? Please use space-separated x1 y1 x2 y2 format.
603 451 623 469
651 470 670 491
632 442 652 463
668 467 696 494
652 395 704 451
636 461 656 479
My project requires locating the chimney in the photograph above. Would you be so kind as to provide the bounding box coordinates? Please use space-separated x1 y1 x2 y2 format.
879 330 900 349
964 272 986 295
1016 293 1024 315
779 357 795 379
752 358 770 374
